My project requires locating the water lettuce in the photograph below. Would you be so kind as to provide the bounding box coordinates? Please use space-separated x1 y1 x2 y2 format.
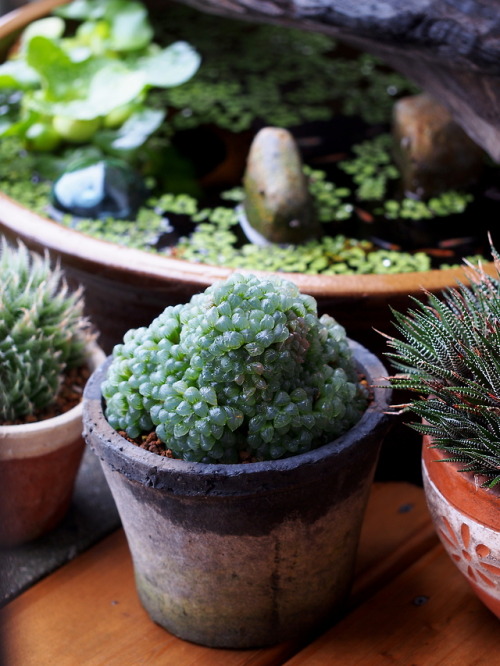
0 0 200 155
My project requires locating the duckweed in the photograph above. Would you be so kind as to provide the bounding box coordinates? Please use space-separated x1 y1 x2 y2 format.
0 132 485 276
378 191 473 220
151 4 418 132
339 134 399 201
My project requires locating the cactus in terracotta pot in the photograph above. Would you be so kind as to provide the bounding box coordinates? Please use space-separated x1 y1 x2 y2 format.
384 249 500 619
0 238 88 423
0 238 105 546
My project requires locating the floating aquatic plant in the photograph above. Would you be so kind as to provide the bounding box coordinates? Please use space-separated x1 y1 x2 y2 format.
0 131 485 275
153 4 418 132
0 0 200 159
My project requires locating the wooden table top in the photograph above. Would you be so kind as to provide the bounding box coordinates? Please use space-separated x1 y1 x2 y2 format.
1 481 498 665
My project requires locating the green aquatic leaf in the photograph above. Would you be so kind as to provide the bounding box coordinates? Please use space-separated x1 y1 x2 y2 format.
0 114 33 138
0 59 39 89
135 42 201 88
59 64 146 117
26 36 104 101
54 0 107 20
27 56 146 120
23 38 198 124
20 17 66 50
108 1 153 51
56 0 153 51
0 0 200 148
94 107 165 151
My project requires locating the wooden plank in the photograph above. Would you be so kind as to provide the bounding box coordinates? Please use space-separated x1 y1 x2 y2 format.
284 545 499 665
0 529 291 666
0 483 437 665
351 481 438 605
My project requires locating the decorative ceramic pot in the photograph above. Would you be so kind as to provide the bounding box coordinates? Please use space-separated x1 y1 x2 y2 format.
0 0 495 355
422 438 500 619
0 340 105 548
83 340 391 648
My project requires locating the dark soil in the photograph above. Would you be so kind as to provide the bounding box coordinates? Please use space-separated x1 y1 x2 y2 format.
118 430 175 458
119 430 259 462
1 365 90 426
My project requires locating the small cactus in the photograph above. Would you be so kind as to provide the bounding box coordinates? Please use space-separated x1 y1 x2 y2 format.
0 239 88 422
103 273 368 463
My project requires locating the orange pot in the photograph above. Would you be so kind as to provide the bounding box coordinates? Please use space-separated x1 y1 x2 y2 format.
422 437 500 619
0 341 105 548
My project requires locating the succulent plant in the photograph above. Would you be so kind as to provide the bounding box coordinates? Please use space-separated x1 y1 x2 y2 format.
0 239 88 422
103 273 368 463
385 251 500 487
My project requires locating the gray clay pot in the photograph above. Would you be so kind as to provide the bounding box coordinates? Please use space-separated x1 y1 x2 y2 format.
83 340 391 648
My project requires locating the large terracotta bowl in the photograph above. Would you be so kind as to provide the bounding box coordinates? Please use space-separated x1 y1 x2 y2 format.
0 0 493 353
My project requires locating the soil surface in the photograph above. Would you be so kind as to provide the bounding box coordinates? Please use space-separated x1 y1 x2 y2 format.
1 365 90 426
119 430 258 462
118 430 175 458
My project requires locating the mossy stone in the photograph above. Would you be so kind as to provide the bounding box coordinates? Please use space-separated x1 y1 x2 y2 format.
242 127 320 244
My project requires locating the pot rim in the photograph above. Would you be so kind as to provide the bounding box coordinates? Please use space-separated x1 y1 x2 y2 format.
422 434 500 497
422 436 500 530
0 191 486 299
0 339 105 459
83 339 392 492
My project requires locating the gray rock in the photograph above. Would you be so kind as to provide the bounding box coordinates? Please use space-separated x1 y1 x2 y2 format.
392 93 484 198
242 127 320 245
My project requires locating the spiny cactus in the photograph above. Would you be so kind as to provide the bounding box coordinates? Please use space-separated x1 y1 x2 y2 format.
385 251 500 487
0 239 88 422
103 273 368 463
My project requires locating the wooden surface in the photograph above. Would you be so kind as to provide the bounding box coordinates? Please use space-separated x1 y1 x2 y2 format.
1 482 498 665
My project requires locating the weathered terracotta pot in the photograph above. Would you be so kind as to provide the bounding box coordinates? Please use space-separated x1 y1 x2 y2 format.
0 0 495 355
0 340 105 548
83 340 391 648
422 438 500 619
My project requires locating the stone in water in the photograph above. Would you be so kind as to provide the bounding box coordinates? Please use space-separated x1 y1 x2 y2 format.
52 158 147 220
242 127 320 245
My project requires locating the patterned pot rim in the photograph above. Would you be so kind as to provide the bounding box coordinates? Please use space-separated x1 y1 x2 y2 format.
422 437 500 531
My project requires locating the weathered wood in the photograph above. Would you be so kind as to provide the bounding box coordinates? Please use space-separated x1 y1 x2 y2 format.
175 0 500 161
